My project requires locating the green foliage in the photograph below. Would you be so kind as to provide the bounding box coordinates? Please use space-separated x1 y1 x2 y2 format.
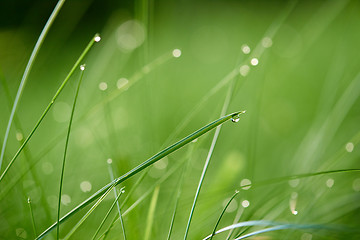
1 0 360 239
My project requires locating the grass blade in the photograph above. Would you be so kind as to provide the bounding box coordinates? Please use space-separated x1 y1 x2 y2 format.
167 145 195 240
91 187 125 240
35 110 244 239
56 64 86 240
27 197 37 238
144 186 160 240
209 190 240 240
63 184 115 240
0 0 66 171
203 220 329 240
0 34 100 183
107 160 127 239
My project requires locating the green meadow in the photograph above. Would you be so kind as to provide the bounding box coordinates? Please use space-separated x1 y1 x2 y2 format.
0 0 359 239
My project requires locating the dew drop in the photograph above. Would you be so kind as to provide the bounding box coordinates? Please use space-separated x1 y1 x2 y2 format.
15 132 23 141
117 78 129 90
80 64 86 71
326 178 334 188
107 158 113 164
241 44 251 54
27 197 31 203
121 189 125 194
345 142 354 152
172 49 181 58
99 82 108 91
262 37 273 48
250 58 259 66
240 179 251 190
239 65 250 77
241 200 250 208
80 181 92 192
231 111 246 123
61 194 71 206
94 35 101 42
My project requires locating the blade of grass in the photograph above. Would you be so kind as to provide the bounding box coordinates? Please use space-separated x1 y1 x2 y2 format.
209 190 240 240
56 64 86 240
107 160 127 240
0 34 100 183
101 155 188 240
225 203 244 240
203 220 331 240
183 75 244 240
35 111 244 239
91 187 125 240
27 197 37 238
166 144 195 240
0 0 66 171
63 183 115 240
144 185 160 240
234 225 322 240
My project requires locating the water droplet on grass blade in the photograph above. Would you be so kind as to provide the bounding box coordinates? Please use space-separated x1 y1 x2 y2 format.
231 111 246 123
94 34 101 42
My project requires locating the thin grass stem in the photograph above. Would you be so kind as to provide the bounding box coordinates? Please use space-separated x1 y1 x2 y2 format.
183 69 240 240
27 197 37 238
63 183 115 240
107 160 127 240
166 145 195 240
144 186 160 240
209 190 240 240
91 187 125 240
56 64 86 240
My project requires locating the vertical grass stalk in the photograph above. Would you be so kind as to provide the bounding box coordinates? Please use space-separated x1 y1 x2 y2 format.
56 64 86 240
107 160 127 239
144 185 160 240
91 187 125 240
27 197 37 238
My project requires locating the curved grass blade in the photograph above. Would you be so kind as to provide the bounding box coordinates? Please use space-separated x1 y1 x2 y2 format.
0 34 100 183
203 220 328 240
234 224 327 240
209 190 240 240
0 0 66 170
35 111 244 239
91 187 125 240
56 65 86 240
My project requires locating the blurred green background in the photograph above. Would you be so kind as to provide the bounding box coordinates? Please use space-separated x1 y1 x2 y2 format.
1 0 360 239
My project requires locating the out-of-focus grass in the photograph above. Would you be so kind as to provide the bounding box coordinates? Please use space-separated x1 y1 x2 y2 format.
1 0 360 239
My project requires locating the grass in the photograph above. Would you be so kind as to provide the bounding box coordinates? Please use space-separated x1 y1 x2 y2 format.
1 0 360 239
